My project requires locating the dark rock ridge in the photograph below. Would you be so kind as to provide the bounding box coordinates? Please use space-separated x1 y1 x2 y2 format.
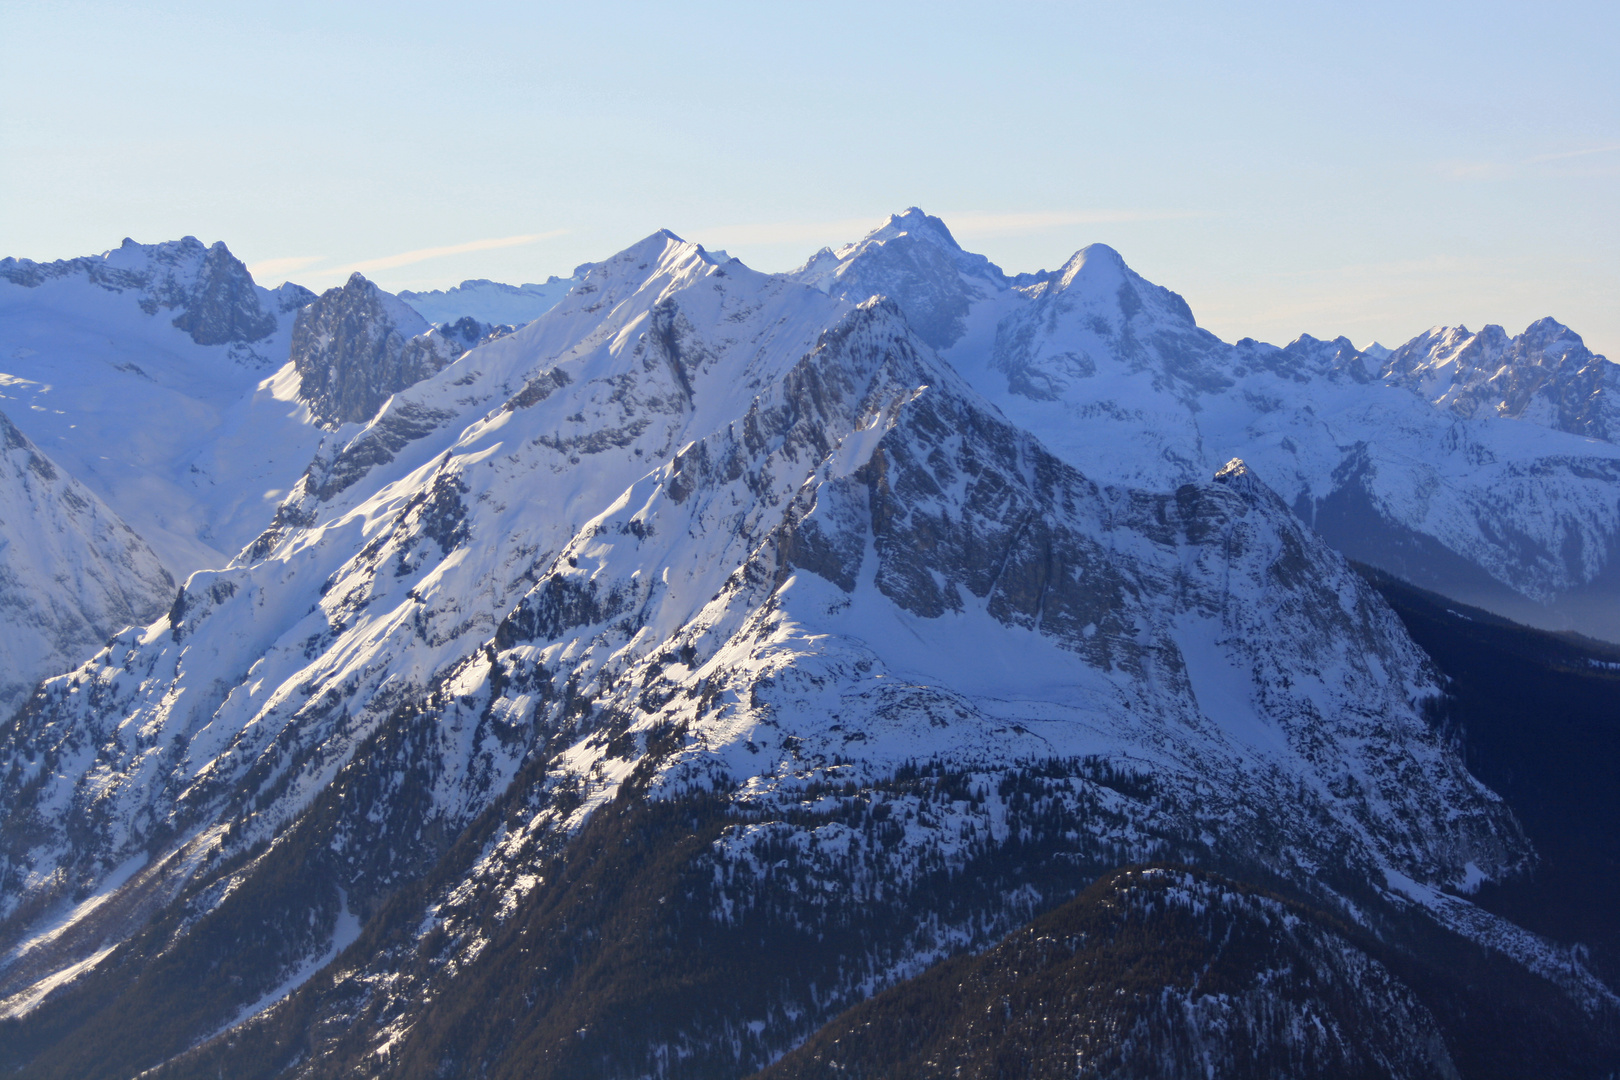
290 273 513 427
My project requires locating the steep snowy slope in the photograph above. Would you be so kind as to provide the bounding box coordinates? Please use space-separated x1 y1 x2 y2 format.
2 232 1603 1080
0 410 173 714
797 211 1620 641
398 274 583 327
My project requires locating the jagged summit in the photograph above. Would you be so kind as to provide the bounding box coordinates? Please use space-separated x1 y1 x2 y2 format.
788 208 1008 350
850 206 968 253
1380 316 1617 440
291 271 514 428
784 212 1620 639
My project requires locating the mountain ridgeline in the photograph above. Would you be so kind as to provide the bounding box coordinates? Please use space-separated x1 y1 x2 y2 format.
0 214 1617 1078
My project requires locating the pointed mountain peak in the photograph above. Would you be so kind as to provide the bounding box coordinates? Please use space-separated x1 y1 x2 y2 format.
1037 243 1198 329
1077 241 1125 265
864 207 967 252
1212 457 1274 503
593 229 700 276
1052 243 1127 291
1521 316 1585 350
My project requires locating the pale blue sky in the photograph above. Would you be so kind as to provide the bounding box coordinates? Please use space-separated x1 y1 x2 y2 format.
4 1 1616 355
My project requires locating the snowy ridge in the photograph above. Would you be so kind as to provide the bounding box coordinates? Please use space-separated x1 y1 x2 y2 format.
0 238 320 574
0 231 846 965
791 208 1010 350
1382 317 1620 441
398 273 585 328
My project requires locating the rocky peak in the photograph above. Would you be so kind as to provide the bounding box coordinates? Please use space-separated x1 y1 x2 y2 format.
788 208 1009 350
1228 333 1375 382
1212 455 1264 498
290 272 485 428
860 207 980 263
165 239 278 345
272 280 317 313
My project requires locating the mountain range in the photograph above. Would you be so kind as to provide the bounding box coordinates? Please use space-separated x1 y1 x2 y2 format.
0 213 1616 1078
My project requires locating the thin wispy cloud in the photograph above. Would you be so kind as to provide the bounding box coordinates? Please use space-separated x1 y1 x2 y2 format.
1527 143 1620 164
247 255 325 280
330 231 568 276
248 232 570 287
1442 143 1620 179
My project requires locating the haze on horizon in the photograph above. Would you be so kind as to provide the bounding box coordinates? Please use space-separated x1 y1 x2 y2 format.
2 0 1615 357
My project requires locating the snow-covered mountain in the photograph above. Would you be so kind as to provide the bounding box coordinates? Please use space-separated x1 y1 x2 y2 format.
399 273 583 328
2 227 1611 1079
0 410 174 714
794 209 1620 641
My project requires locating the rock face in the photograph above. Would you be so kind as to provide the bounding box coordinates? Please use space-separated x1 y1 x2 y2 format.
0 409 173 714
3 229 1610 1080
291 273 513 427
